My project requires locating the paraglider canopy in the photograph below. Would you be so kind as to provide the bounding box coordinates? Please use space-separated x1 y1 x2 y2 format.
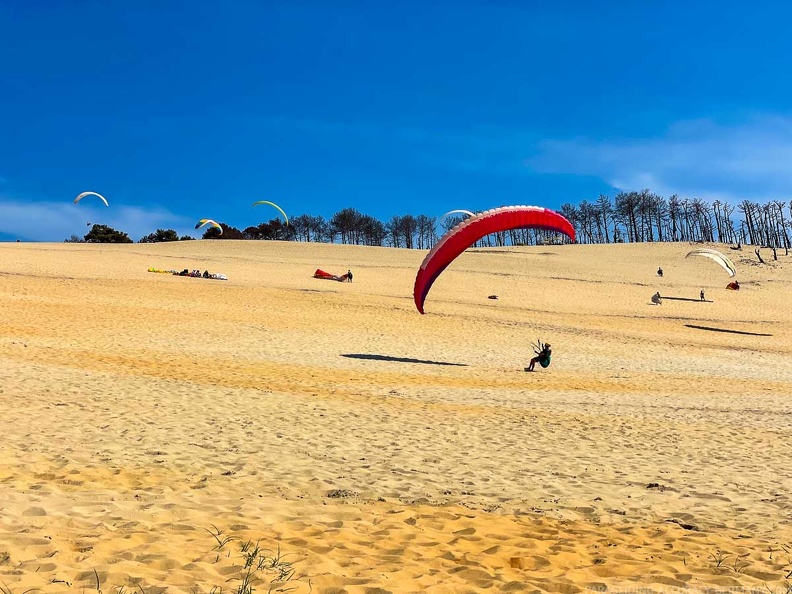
685 248 736 277
251 201 289 225
74 191 109 207
439 209 475 223
413 205 575 314
195 219 223 234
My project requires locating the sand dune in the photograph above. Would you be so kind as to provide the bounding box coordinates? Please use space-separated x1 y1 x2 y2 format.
1 240 791 593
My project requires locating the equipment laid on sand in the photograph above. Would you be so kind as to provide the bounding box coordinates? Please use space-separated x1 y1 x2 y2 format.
148 267 228 280
313 269 349 282
726 281 740 290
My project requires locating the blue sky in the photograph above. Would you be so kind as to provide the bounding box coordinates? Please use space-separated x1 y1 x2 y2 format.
2 0 791 241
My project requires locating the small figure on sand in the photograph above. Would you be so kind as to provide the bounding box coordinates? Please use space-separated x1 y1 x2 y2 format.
347 269 353 283
657 267 663 277
526 341 552 372
700 289 705 301
651 291 662 305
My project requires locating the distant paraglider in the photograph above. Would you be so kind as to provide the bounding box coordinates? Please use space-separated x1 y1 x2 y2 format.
685 248 736 277
195 219 223 234
439 209 475 224
413 205 576 314
251 201 289 225
74 191 109 207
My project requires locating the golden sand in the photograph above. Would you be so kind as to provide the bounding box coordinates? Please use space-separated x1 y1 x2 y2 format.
0 240 790 593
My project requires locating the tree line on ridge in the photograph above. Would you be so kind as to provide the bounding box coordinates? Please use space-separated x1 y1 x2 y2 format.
64 191 792 253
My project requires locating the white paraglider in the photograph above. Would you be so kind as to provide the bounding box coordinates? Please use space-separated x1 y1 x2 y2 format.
685 248 736 277
74 192 109 207
439 209 475 224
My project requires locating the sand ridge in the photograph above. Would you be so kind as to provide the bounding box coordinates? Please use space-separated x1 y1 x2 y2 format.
1 240 791 592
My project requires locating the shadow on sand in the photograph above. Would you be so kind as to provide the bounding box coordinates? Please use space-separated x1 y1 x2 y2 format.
663 296 713 303
684 324 773 337
342 353 467 367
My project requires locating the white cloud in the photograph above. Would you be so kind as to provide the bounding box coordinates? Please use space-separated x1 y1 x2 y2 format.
0 199 198 242
527 114 792 201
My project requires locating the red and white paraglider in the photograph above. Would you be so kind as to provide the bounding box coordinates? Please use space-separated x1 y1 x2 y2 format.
413 205 575 314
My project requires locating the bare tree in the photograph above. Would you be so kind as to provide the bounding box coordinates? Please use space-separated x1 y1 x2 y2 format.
667 195 682 241
737 201 759 245
415 214 437 249
400 215 418 248
596 194 613 243
385 215 419 248
387 215 403 247
614 191 641 242
559 203 580 242
291 214 326 242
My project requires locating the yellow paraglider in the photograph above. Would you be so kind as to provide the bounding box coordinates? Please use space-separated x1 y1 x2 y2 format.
74 191 109 207
251 201 289 225
685 248 736 277
195 219 223 234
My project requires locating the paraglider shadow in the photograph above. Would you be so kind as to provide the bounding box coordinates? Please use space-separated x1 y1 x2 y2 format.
663 296 713 303
341 354 467 367
684 324 772 337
